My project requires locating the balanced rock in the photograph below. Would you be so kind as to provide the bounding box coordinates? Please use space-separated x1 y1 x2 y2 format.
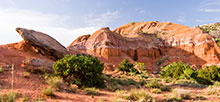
16 27 68 59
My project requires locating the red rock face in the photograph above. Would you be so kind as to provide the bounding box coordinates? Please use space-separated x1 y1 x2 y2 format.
68 22 220 72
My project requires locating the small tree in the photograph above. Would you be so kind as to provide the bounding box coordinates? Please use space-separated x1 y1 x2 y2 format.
118 59 138 74
53 54 105 88
160 61 196 79
196 65 220 85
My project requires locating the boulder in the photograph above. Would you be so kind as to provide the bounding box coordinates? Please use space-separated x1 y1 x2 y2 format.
16 27 68 59
22 58 54 73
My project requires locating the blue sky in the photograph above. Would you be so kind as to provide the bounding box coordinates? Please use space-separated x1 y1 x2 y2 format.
0 0 220 46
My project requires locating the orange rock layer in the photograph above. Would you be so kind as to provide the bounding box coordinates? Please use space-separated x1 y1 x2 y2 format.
68 22 220 72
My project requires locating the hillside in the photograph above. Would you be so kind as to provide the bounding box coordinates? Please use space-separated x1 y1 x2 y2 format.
68 21 220 73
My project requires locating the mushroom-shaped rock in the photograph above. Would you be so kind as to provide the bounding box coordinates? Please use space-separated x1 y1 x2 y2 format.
16 27 68 59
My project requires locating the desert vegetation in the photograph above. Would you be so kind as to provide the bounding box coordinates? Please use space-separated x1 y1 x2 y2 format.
2 54 220 101
38 58 220 101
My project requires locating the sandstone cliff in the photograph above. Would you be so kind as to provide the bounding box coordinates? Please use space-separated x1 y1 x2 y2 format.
68 21 220 72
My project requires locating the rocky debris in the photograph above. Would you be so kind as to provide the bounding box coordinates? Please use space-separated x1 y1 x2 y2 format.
0 63 12 71
16 27 68 60
21 58 54 73
68 22 220 72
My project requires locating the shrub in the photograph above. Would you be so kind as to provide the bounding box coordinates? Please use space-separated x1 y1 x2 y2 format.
173 79 206 88
107 78 138 91
160 85 171 92
213 81 220 87
97 98 105 102
23 72 30 78
34 98 46 102
2 92 19 102
0 67 3 73
163 77 173 83
172 89 191 100
46 76 64 90
195 65 220 85
145 80 162 88
112 98 126 102
118 59 138 74
180 93 191 100
160 61 196 79
135 62 148 78
115 90 127 98
84 87 99 95
135 62 146 73
216 39 220 46
21 96 29 102
42 88 54 97
162 96 183 102
126 89 152 101
107 81 121 92
53 54 105 88
67 84 78 93
207 86 219 95
150 88 162 94
195 95 206 100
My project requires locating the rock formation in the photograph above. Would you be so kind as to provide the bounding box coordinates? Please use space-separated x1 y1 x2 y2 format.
0 27 69 73
16 27 68 60
197 22 220 39
68 21 220 72
22 58 54 73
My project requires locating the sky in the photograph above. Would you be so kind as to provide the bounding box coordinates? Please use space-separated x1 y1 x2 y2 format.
0 0 220 46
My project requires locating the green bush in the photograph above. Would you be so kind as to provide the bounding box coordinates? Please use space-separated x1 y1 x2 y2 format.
53 54 105 88
135 62 148 77
216 39 220 46
118 59 138 74
160 61 196 79
195 65 220 85
161 62 220 85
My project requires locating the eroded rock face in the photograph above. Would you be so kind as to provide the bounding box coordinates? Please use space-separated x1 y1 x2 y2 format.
68 21 220 72
22 58 54 73
16 27 68 60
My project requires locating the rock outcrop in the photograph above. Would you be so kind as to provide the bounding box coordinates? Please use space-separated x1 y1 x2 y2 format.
197 22 220 39
22 58 54 73
68 21 220 72
16 27 68 60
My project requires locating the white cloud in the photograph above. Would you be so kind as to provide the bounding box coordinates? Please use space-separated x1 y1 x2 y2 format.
200 8 220 12
0 8 99 46
177 16 185 22
84 10 120 27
